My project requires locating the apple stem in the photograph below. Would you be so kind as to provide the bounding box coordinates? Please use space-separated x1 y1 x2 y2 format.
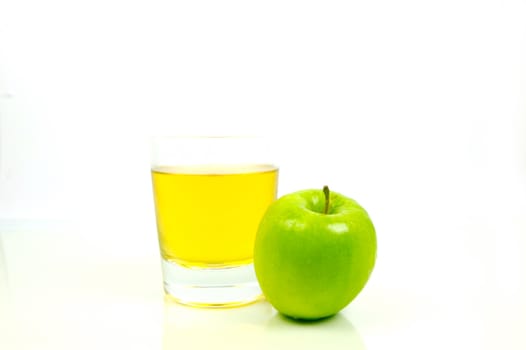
323 185 330 214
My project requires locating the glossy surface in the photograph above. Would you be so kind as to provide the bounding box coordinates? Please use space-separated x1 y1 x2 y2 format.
0 214 523 350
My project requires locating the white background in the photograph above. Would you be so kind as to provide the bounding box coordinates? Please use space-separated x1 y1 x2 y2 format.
0 0 525 349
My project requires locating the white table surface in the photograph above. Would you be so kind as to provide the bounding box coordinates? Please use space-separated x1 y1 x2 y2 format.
0 196 524 350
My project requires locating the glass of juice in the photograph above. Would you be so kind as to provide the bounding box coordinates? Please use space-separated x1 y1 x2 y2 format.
151 136 279 307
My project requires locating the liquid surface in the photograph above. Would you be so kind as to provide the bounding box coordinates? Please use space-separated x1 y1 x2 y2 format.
152 164 278 266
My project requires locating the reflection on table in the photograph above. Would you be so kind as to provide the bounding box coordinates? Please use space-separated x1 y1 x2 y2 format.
162 296 366 350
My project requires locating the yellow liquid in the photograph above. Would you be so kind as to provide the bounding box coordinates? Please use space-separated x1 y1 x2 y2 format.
152 164 278 266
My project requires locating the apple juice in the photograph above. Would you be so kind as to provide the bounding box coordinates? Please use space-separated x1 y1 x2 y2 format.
151 164 278 267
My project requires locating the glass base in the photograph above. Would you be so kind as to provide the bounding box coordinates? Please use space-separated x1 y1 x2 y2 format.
161 258 263 308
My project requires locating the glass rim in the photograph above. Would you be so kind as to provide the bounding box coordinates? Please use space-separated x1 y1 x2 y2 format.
150 134 279 168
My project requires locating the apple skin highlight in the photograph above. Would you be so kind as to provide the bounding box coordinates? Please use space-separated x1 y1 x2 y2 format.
254 187 377 320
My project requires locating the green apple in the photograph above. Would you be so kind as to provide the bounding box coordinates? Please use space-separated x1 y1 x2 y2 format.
254 186 376 320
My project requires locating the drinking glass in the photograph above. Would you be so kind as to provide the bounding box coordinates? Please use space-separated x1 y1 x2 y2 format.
151 136 278 307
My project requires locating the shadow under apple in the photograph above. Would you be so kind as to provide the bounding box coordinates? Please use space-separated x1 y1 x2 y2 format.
261 312 367 350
